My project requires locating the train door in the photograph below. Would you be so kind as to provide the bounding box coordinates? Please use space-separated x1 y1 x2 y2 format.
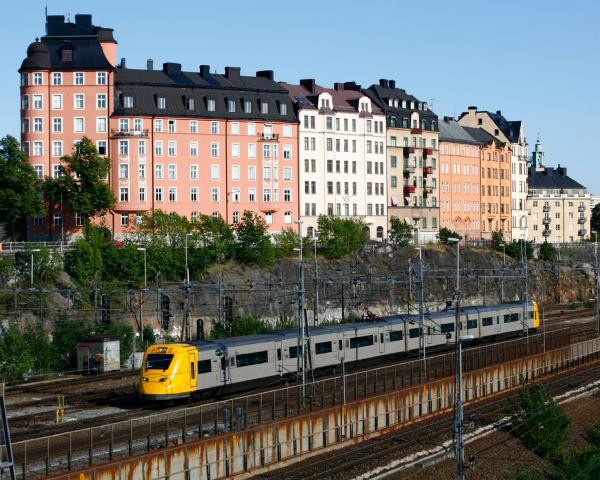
189 351 197 390
276 341 283 373
495 314 502 333
379 329 385 354
220 349 230 384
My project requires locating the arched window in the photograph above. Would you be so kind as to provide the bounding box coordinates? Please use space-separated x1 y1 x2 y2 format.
265 212 273 225
376 226 384 239
232 211 240 224
212 211 220 218
284 211 292 224
431 121 436 131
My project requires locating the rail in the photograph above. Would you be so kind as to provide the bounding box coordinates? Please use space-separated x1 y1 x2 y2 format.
8 326 589 479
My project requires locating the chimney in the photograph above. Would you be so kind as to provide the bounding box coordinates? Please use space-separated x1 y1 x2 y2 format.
444 116 453 122
120 58 126 68
344 81 361 91
225 66 241 80
468 106 477 112
163 62 182 76
496 110 502 116
300 78 316 93
199 65 211 78
389 79 396 89
256 70 274 81
379 79 389 88
75 14 92 32
334 82 344 91
147 58 154 70
45 15 65 35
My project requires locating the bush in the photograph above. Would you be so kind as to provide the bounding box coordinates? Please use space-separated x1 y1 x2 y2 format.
52 316 93 371
235 211 276 266
438 227 462 244
512 382 570 458
389 216 414 246
0 325 35 381
539 242 558 262
505 240 534 260
209 315 272 339
587 420 600 448
273 227 299 257
317 215 369 259
491 230 505 250
15 245 63 285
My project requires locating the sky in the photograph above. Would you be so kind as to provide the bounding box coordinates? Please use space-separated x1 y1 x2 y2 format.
1 0 599 192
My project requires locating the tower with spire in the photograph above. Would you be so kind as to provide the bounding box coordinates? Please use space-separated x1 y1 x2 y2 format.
531 135 545 171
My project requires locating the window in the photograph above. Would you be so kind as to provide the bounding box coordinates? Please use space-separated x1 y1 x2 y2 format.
350 335 374 349
74 117 85 133
190 141 198 157
139 188 146 202
33 94 43 109
232 165 240 181
232 143 240 158
155 188 163 201
53 213 63 226
283 167 292 181
284 189 292 202
21 95 29 110
96 72 107 85
315 341 332 354
467 319 478 329
283 124 292 137
52 164 62 178
211 187 220 202
261 101 269 114
482 317 493 327
119 187 129 202
211 142 219 158
248 166 256 181
190 120 198 133
74 94 84 109
168 120 176 133
248 143 256 159
169 187 177 202
227 99 236 112
283 145 292 160
52 94 62 110
75 214 85 227
123 96 133 108
504 313 519 323
33 72 43 85
168 164 177 179
154 119 163 132
197 360 211 374
211 165 220 180
33 165 43 179
236 350 269 367
21 73 29 86
207 99 216 111
390 331 403 342
279 103 287 115
96 117 107 132
284 211 292 224
248 188 256 202
157 97 166 109
231 188 240 202
52 141 62 157
118 140 128 155
155 164 163 179
244 100 252 113
190 164 198 180
138 140 146 156
440 323 455 333
74 72 84 85
97 140 107 156
138 164 145 179
33 141 43 156
33 117 43 133
168 141 176 156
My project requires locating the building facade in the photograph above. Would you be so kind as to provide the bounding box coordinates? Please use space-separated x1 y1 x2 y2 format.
458 107 528 240
528 139 590 243
366 80 439 243
20 14 299 237
438 118 482 239
282 80 387 239
463 127 512 240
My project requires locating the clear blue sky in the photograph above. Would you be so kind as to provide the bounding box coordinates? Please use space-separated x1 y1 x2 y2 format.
1 0 599 193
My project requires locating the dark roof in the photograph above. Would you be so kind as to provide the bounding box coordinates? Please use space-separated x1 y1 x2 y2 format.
114 66 298 122
528 166 586 191
364 79 438 130
458 108 522 143
20 14 114 71
438 118 481 145
462 126 506 148
281 80 384 116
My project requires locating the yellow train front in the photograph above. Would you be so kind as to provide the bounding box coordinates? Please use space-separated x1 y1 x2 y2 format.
140 343 198 400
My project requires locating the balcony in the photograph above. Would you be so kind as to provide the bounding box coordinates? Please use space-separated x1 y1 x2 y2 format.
403 164 415 173
542 205 550 213
403 186 416 194
423 166 433 176
542 217 551 225
403 146 415 156
258 133 279 142
410 128 422 134
579 229 587 237
423 147 433 156
110 129 149 138
578 205 586 212
542 228 551 237
578 217 587 224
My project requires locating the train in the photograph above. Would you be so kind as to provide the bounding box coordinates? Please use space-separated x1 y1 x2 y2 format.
140 300 539 400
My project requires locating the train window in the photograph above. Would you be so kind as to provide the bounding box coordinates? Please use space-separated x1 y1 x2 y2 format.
467 319 477 329
482 317 493 327
289 345 303 359
315 341 332 354
390 331 403 342
339 340 343 351
350 335 374 348
190 361 195 379
409 328 420 338
145 354 173 370
440 323 455 333
277 348 282 361
504 313 519 323
198 360 212 374
529 311 534 319
236 350 268 367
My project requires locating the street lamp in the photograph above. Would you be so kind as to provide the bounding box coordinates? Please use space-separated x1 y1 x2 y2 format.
499 243 506 302
454 334 474 480
137 247 147 289
30 248 40 288
184 233 192 285
415 246 426 377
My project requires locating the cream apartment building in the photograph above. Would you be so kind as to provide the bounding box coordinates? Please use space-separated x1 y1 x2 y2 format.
282 80 387 239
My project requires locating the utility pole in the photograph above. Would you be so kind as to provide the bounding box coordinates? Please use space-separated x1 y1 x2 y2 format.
314 234 319 326
522 240 529 338
454 335 473 480
295 220 307 400
416 247 426 377
0 383 16 480
594 232 599 333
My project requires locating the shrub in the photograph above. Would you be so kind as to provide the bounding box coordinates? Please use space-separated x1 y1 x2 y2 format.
389 216 414 246
539 242 558 262
273 227 299 257
235 211 275 266
317 215 369 259
438 227 462 244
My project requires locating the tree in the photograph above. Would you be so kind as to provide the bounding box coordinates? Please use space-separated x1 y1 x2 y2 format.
592 204 600 234
539 241 558 262
491 230 505 250
317 215 369 259
15 244 63 285
52 316 93 370
43 137 115 223
192 214 235 263
438 227 462 244
505 240 534 260
0 325 35 380
235 211 275 266
389 216 414 246
512 382 570 458
0 135 44 239
273 227 300 257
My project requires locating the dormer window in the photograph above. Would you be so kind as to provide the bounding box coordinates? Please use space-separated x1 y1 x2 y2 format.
388 99 393 107
279 103 287 115
418 102 422 110
478 118 483 125
321 98 330 108
244 100 252 113
261 101 269 114
123 96 134 108
228 99 236 113
61 47 73 62
431 121 436 131
402 100 407 109
421 120 427 129
207 99 216 111
157 97 166 109
394 99 399 108
185 97 194 110
410 101 415 109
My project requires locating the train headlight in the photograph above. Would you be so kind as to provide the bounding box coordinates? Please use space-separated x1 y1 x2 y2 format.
159 378 167 383
143 377 149 382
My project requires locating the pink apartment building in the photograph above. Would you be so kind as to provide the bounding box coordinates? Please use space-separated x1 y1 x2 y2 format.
20 14 299 238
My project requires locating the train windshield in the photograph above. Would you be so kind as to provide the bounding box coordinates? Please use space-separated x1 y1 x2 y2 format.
145 354 174 370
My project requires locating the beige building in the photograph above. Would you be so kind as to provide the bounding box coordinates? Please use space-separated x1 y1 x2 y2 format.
528 139 591 243
366 80 439 243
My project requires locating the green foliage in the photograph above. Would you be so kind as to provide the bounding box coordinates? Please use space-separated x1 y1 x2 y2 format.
193 214 235 264
24 324 56 374
137 325 156 351
15 244 63 285
592 204 600 234
491 230 505 250
0 325 35 381
556 450 600 480
511 470 546 480
104 323 135 366
505 240 534 260
209 315 272 339
539 241 558 262
317 215 369 259
235 211 275 266
389 216 414 246
273 227 300 257
43 137 115 221
587 420 600 448
66 225 105 283
52 316 93 370
513 382 570 458
0 135 44 240
0 256 16 285
438 227 462 244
